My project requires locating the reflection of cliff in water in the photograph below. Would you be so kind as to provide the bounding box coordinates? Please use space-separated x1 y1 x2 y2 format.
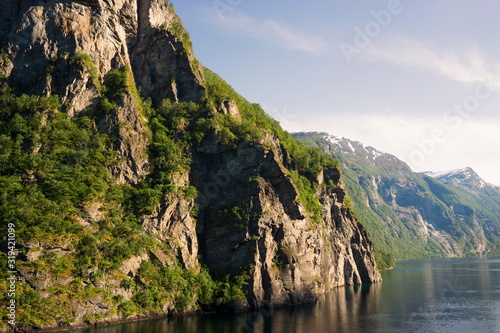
210 283 382 333
66 259 500 333
316 282 382 332
65 283 382 333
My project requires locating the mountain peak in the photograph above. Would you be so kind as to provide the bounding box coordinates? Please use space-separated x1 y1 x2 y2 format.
292 131 413 177
424 167 489 189
323 133 387 160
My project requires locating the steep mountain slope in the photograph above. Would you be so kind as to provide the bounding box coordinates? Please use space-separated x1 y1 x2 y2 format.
424 168 500 248
294 132 500 261
0 1 379 331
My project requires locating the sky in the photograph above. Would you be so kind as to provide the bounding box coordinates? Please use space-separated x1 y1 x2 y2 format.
172 0 500 186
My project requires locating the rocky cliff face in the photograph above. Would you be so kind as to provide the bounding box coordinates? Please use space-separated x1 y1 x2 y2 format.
190 133 379 308
0 2 379 331
0 0 204 184
424 168 500 243
0 0 204 108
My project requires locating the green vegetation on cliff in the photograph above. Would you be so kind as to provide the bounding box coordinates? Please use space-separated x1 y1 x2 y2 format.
202 68 338 222
0 3 380 329
0 60 349 328
0 75 247 327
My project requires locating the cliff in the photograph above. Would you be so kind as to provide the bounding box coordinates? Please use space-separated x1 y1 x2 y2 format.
0 1 379 331
191 134 379 308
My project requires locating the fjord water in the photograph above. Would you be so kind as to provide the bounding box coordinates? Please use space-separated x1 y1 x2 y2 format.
69 258 500 333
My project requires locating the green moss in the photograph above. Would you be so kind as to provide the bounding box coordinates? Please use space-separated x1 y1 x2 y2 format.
0 52 11 70
134 259 248 312
288 170 323 224
72 52 101 92
118 301 139 316
169 19 193 50
0 78 164 324
281 245 295 257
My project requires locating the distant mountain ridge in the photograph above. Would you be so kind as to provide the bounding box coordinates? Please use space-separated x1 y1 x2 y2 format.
424 167 500 242
323 133 412 176
294 132 500 260
424 167 495 190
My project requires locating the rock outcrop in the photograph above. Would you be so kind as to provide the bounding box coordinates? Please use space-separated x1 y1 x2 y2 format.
190 134 380 308
0 0 204 183
0 0 204 109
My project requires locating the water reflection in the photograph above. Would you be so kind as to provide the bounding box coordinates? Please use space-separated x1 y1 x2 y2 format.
236 283 382 333
68 258 500 333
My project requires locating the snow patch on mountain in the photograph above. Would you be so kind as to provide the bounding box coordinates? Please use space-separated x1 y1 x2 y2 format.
323 133 390 162
424 167 489 188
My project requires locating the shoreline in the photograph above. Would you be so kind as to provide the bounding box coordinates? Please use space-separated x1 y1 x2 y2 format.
3 281 382 333
378 266 396 272
3 312 205 333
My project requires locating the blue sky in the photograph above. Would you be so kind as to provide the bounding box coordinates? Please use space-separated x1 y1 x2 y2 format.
172 0 500 185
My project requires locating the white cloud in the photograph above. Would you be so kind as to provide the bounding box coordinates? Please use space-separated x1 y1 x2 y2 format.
260 19 330 54
365 35 500 89
200 7 330 55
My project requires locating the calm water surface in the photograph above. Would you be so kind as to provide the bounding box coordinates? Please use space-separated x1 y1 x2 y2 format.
68 258 500 333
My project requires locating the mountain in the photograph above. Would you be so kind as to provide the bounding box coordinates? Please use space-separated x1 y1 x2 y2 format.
424 167 495 191
0 1 379 331
424 168 500 244
294 132 500 262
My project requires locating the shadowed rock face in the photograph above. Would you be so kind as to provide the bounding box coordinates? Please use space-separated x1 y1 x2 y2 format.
190 134 380 308
130 0 205 104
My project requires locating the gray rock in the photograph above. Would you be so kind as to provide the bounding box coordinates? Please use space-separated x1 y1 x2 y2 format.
190 134 380 309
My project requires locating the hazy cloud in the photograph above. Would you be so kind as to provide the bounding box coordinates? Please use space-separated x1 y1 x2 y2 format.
365 35 500 89
200 7 330 55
